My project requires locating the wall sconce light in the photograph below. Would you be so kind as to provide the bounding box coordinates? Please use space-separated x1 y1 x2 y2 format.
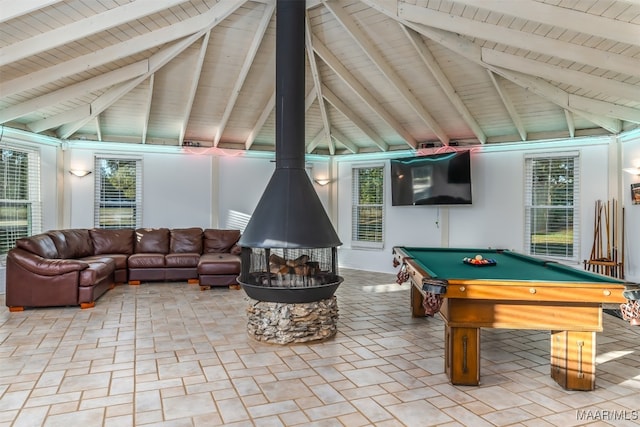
623 167 640 176
69 169 92 177
314 178 331 186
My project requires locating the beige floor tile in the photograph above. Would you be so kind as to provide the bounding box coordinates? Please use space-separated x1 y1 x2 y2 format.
0 269 638 426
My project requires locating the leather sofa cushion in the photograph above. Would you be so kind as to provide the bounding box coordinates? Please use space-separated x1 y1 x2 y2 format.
128 253 165 268
79 259 115 287
135 228 170 253
166 253 200 268
90 229 135 255
203 229 240 254
170 228 203 253
9 249 89 275
83 254 128 270
16 234 59 259
48 229 93 259
198 253 241 275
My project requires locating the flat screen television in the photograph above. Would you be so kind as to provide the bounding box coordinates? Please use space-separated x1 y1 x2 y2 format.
390 151 472 206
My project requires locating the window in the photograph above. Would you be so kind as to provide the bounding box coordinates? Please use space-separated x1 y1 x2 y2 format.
524 153 579 260
0 147 41 258
352 165 384 248
95 157 142 229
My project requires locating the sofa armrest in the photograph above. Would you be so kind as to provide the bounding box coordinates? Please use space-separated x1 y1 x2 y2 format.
8 248 89 276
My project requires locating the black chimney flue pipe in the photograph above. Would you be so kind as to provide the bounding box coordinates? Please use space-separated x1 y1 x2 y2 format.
275 0 305 170
237 0 342 249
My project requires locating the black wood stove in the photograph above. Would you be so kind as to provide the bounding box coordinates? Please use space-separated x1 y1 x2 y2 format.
237 0 342 305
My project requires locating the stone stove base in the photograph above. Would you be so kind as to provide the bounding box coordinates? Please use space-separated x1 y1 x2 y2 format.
246 297 338 344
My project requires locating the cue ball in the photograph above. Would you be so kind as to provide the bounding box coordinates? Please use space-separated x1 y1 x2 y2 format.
475 254 483 261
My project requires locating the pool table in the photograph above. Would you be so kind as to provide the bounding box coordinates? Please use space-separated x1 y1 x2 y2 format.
392 246 630 391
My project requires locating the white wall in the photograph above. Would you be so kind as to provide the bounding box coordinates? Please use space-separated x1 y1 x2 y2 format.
2 131 638 295
66 145 215 229
217 156 273 229
64 135 636 280
621 132 640 282
216 155 332 230
0 128 61 293
336 137 620 274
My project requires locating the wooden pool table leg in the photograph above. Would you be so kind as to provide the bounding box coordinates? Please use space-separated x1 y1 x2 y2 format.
550 330 596 391
445 325 480 385
411 282 425 317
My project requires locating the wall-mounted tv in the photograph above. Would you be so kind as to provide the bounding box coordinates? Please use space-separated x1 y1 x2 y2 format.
390 151 472 206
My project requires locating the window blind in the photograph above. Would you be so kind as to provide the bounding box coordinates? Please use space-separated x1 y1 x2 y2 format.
351 165 384 247
524 153 580 260
94 157 142 229
0 147 42 258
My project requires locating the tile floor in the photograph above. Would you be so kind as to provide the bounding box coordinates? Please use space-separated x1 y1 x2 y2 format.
0 268 639 427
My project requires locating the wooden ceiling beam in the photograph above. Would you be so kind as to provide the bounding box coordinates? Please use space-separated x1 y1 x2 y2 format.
312 35 417 149
482 49 640 102
564 110 576 139
305 14 334 155
324 0 449 145
180 32 211 145
0 0 64 24
493 68 623 133
245 90 275 150
570 95 640 124
51 31 204 139
306 128 326 154
214 0 275 147
28 105 90 134
330 128 359 154
403 25 487 144
0 0 247 99
0 61 149 124
322 85 389 152
142 75 155 144
398 2 640 79
94 116 102 142
368 3 635 134
0 0 191 67
487 71 527 141
453 0 640 47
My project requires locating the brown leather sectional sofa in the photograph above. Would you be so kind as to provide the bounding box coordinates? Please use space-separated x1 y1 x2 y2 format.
5 227 241 311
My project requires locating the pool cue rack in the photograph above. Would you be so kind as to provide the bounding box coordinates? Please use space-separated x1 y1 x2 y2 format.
584 199 624 279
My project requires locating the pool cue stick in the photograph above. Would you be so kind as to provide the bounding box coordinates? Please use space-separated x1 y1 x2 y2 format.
612 199 616 276
621 206 625 279
595 200 602 259
604 200 611 259
589 202 597 262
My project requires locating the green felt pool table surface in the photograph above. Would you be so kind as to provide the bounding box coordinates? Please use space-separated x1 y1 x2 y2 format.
400 247 624 284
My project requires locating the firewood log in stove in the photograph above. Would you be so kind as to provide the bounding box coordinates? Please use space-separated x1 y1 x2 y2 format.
269 254 315 275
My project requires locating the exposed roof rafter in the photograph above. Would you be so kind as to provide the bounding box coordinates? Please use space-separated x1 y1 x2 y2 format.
214 0 275 147
398 2 640 79
0 0 190 66
324 0 449 145
1 0 637 155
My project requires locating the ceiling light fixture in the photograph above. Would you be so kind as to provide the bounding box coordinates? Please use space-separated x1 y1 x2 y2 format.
623 167 640 176
314 178 331 186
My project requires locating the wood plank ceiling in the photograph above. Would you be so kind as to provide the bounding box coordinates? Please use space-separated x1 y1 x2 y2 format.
0 0 639 155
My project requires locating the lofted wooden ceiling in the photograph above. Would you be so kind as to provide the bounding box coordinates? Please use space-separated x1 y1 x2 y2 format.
1 0 639 156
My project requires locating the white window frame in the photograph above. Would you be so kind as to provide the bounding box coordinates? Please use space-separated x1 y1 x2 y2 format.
0 144 42 260
524 152 580 261
351 163 385 249
94 156 142 229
